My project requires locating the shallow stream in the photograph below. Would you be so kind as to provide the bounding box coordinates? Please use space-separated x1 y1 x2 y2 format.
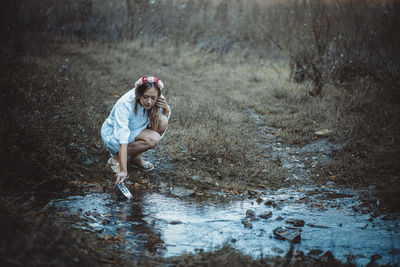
50 186 400 266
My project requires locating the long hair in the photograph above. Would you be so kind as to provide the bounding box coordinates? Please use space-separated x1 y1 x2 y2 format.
134 82 161 128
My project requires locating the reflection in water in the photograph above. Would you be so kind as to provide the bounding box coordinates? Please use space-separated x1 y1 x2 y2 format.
51 191 165 255
50 189 400 266
124 193 165 254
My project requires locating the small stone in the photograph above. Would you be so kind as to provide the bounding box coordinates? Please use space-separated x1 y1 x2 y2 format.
242 220 253 229
215 181 220 190
245 209 256 218
285 218 305 227
170 220 182 225
256 197 263 204
259 211 273 219
192 175 200 181
265 199 273 206
170 187 196 198
272 202 283 210
276 216 284 221
248 189 257 196
314 129 331 137
273 227 301 243
306 223 330 229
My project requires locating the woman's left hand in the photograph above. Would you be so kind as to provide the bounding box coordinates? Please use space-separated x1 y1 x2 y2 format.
157 96 169 114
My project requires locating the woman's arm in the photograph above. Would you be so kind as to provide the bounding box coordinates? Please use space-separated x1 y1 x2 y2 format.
157 95 171 118
116 143 128 183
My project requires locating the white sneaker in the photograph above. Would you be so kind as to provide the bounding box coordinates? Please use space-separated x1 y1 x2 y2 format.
107 157 120 174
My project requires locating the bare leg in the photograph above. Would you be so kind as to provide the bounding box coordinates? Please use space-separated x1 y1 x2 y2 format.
126 115 169 169
150 114 168 136
127 129 161 158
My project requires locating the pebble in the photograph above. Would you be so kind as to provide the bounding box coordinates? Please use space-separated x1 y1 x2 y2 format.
242 220 253 229
170 220 183 225
264 199 273 206
248 189 257 196
306 223 330 229
170 187 196 198
259 211 273 219
285 218 305 227
273 227 301 243
245 209 256 218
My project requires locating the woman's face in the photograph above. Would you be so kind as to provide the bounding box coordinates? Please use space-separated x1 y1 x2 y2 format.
140 87 159 110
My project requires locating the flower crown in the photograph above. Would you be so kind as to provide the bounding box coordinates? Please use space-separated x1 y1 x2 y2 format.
134 75 164 90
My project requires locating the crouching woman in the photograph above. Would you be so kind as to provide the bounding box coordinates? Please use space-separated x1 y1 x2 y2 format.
101 76 170 184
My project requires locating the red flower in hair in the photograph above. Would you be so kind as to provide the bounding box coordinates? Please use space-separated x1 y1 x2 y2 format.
142 76 148 84
154 77 159 84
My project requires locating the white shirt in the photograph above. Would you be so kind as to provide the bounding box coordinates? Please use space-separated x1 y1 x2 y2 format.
101 89 170 146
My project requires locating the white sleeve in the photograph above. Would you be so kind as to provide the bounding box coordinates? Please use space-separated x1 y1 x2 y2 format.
113 101 131 144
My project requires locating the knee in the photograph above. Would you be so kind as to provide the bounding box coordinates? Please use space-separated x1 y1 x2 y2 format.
157 115 168 135
146 132 161 148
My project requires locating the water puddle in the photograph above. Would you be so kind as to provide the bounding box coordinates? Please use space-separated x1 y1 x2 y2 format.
49 188 400 266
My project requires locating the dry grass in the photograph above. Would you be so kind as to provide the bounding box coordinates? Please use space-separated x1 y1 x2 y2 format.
59 40 274 190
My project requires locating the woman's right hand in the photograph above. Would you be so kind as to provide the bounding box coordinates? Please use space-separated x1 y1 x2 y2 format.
116 171 128 184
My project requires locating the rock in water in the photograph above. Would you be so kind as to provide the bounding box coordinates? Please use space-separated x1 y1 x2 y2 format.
264 199 273 206
285 218 305 227
170 187 196 198
242 220 253 229
245 209 256 218
273 227 301 243
170 220 183 225
259 211 273 219
248 189 257 196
